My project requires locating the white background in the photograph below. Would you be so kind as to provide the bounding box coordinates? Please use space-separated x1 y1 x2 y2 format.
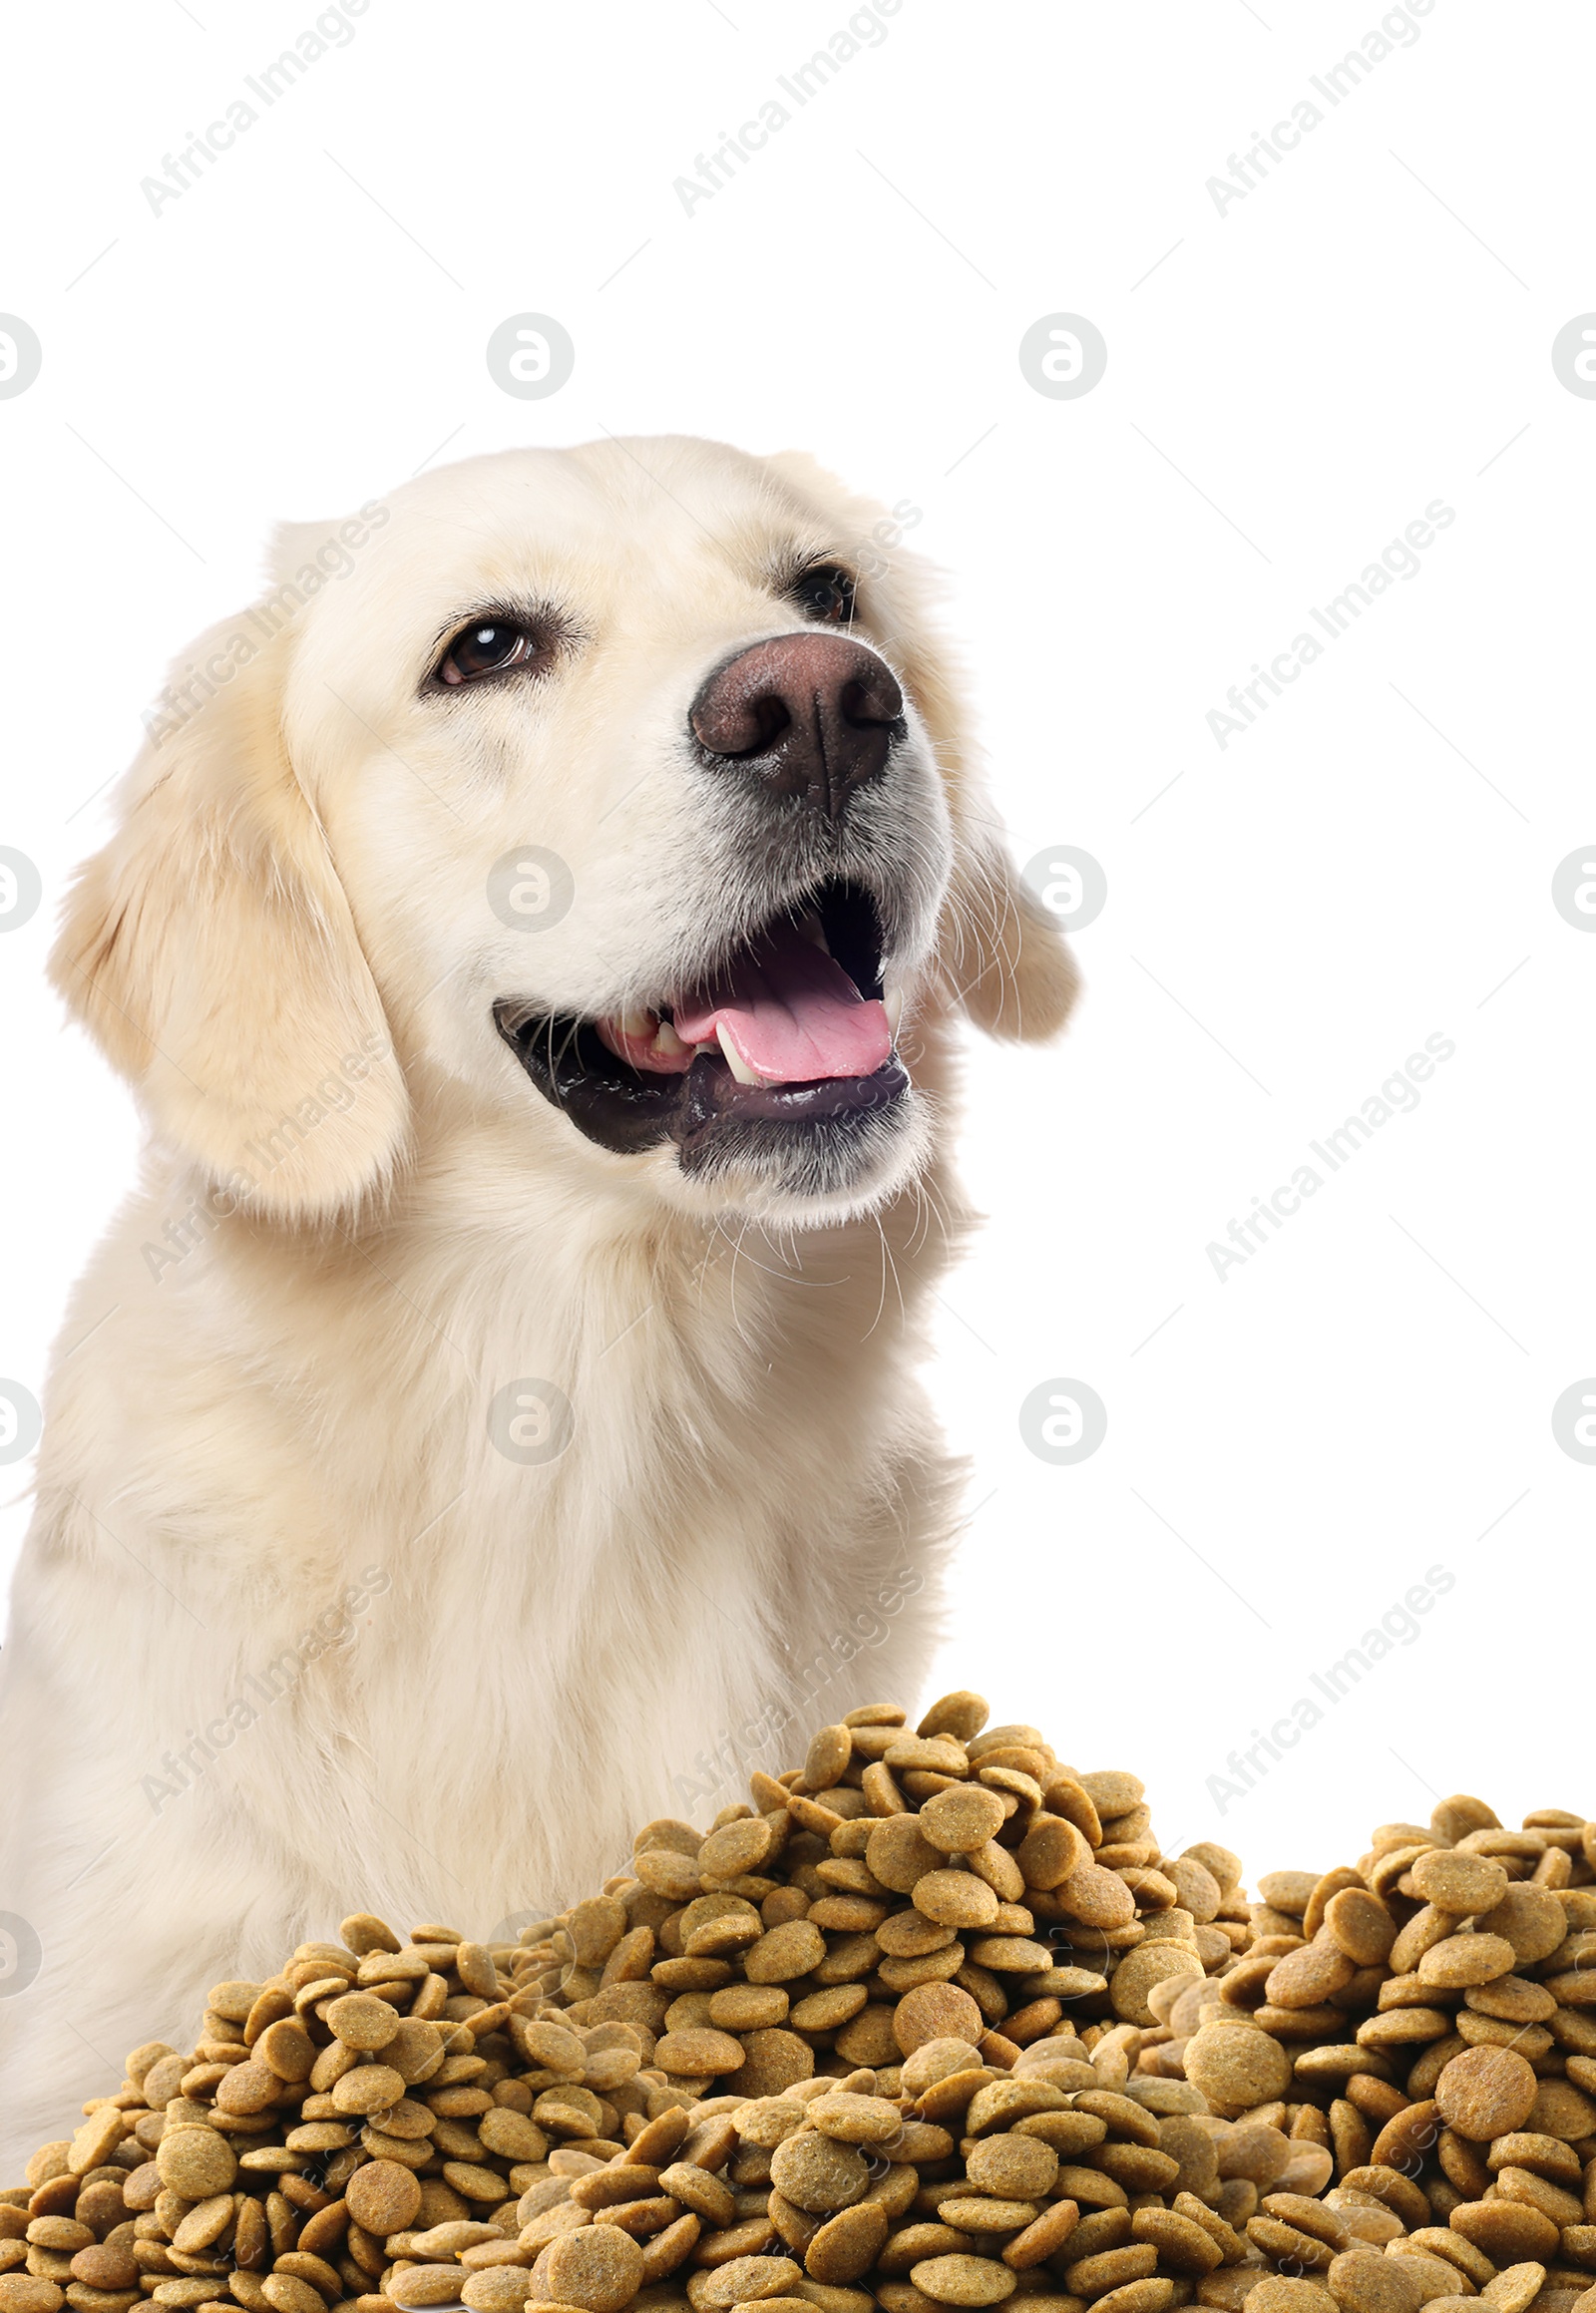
3 0 1593 1894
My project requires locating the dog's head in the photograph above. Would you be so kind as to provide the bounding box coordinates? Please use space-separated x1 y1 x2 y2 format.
54 439 1076 1228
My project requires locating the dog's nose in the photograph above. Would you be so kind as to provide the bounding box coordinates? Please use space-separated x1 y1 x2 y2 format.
689 633 904 819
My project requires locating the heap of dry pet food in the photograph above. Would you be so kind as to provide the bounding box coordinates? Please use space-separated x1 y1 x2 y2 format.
4 1695 1594 2313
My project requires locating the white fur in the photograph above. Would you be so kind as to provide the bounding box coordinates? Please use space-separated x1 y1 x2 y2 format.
0 438 1075 2165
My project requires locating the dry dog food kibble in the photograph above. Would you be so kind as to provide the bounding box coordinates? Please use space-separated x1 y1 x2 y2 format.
7 1698 1596 2313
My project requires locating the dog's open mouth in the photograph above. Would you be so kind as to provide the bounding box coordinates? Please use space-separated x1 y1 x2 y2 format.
494 878 910 1168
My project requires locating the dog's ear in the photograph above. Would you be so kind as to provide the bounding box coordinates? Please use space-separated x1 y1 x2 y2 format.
761 451 1080 1045
898 639 1080 1044
933 810 1081 1043
51 609 408 1220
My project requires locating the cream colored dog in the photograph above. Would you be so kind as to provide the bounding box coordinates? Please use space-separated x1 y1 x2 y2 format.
0 437 1074 2160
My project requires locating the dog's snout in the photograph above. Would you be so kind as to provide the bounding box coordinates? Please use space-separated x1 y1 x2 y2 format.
689 633 904 820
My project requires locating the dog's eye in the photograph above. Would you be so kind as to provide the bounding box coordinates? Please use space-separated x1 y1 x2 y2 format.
437 619 543 686
790 565 857 624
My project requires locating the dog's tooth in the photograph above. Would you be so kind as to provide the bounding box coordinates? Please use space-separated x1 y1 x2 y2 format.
617 1008 656 1037
715 1020 767 1086
798 911 829 952
653 1018 688 1057
884 984 904 1041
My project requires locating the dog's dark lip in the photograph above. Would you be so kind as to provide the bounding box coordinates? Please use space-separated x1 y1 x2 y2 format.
493 877 908 1162
494 1012 909 1160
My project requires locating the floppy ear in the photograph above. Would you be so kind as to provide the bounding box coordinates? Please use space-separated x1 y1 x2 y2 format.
933 813 1081 1043
51 607 409 1221
761 449 1080 1045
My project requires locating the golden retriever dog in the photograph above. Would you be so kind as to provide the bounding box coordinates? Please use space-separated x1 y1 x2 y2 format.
0 437 1074 2159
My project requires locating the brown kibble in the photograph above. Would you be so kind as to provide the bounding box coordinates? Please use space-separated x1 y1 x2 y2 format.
326 1993 401 2051
1409 1850 1511 1916
1475 1884 1567 1966
1054 1864 1137 1931
801 1726 854 1794
916 1787 1007 1856
1246 2217 1334 2271
384 2017 449 2085
67 2252 138 2295
1241 2284 1335 2313
255 2019 316 2082
17 1697 1596 2313
1183 2024 1293 2116
478 2108 550 2163
1314 2257 1433 2313
1491 2162 1583 2226
261 2280 326 2313
1267 1942 1358 2009
884 1736 970 1780
769 2131 871 2214
1369 2100 1440 2174
1433 2046 1538 2140
685 2254 800 2308
1069 2244 1159 2297
806 2094 902 2145
390 2272 477 2310
1094 2286 1176 2313
0 2284 62 2313
967 2135 1057 2200
632 1844 703 1900
908 2253 1017 2305
345 2158 423 2235
893 1983 986 2054
543 2224 646 2312
918 1693 990 1744
1325 1891 1397 1968
727 2026 819 2099
805 2202 889 2285
912 1872 998 1931
745 1922 827 1984
1110 1941 1202 2028
1417 1933 1517 1989
1477 2267 1546 2313
212 2060 279 2116
1001 2202 1079 2271
517 2021 588 2079
863 1818 951 1896
707 1982 789 2030
153 2130 236 2198
461 2272 534 2313
331 2063 405 2115
1527 2076 1596 2138
1130 2212 1223 2279
442 2158 517 2203
653 2027 744 2077
1014 1816 1090 1890
699 1816 777 1880
1447 2201 1560 2261
1160 2121 1222 2204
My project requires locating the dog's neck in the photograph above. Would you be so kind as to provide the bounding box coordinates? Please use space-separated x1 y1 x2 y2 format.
101 1060 969 1591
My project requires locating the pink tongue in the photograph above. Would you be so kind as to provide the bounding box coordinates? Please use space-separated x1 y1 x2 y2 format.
674 919 891 1084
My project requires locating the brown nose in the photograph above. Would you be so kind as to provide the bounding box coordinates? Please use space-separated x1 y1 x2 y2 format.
689 633 905 819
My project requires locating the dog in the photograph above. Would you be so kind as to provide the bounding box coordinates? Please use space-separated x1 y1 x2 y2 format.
0 436 1075 2162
